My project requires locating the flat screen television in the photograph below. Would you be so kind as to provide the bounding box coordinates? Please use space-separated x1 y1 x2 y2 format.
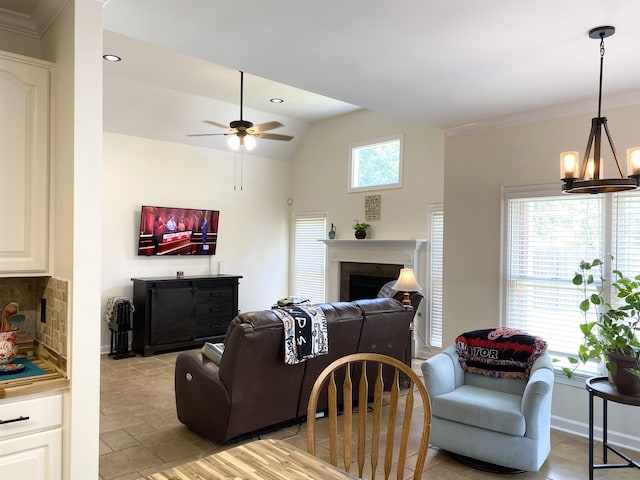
137 205 220 256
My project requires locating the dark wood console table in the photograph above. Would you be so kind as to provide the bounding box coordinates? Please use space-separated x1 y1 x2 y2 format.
586 376 640 480
131 275 242 356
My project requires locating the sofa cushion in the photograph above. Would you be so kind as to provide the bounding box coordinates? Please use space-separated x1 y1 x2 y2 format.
432 385 525 436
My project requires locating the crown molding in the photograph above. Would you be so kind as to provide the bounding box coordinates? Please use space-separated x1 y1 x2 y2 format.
0 7 37 38
0 0 67 39
31 0 67 37
444 89 640 137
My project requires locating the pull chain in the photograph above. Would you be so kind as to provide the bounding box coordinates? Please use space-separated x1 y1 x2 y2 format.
233 152 244 191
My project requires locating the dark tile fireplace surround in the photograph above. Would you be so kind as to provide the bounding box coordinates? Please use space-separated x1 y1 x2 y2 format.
339 262 403 301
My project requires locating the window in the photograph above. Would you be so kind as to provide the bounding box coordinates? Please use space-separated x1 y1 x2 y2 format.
429 204 444 347
502 185 640 376
349 135 403 192
292 214 326 304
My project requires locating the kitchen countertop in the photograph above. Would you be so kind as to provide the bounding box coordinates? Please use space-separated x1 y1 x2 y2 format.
0 356 69 399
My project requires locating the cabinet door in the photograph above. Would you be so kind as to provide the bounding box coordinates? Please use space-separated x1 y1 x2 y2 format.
148 285 194 345
0 53 51 274
0 429 61 480
193 284 234 338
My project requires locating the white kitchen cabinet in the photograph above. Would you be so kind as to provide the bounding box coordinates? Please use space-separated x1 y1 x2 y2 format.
0 51 53 275
0 392 62 480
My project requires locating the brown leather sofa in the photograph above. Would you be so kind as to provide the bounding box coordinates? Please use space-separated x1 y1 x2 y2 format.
174 297 416 443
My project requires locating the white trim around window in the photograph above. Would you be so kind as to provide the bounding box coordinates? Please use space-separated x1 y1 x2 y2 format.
348 134 404 193
501 183 640 379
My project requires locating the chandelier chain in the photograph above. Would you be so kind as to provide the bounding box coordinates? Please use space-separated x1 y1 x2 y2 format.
597 35 605 119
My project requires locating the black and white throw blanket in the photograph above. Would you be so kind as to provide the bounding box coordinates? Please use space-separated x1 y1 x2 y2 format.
272 304 328 365
455 327 547 379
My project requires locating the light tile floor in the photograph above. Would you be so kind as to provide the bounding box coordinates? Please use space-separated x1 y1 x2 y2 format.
99 351 640 479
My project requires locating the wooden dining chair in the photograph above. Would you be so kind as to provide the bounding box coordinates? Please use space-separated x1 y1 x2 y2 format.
307 353 432 480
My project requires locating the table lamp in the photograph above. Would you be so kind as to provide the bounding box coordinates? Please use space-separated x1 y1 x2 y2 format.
392 268 422 307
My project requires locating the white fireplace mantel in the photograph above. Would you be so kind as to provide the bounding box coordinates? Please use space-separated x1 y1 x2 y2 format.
320 239 427 302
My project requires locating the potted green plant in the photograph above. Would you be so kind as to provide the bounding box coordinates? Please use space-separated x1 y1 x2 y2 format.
563 257 640 395
352 221 370 239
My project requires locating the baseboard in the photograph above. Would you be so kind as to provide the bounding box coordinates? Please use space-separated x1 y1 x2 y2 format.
551 415 640 453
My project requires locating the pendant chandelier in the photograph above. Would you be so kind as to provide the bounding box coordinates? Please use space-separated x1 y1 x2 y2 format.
560 26 640 194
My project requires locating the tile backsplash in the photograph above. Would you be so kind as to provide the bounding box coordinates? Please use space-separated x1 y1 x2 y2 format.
0 276 68 360
40 277 68 358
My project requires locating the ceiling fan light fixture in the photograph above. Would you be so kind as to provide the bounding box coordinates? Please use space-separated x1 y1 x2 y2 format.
560 26 640 194
244 135 256 151
187 71 293 150
228 135 240 150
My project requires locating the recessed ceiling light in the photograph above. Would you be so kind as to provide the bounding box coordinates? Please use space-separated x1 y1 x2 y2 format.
103 54 122 62
270 98 284 104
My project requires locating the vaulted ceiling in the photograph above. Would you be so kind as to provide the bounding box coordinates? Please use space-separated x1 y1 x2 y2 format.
101 1 640 128
4 1 640 159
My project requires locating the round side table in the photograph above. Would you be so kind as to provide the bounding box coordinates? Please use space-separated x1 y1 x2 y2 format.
585 376 640 480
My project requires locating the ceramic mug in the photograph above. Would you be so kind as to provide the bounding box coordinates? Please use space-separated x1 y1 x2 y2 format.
0 330 17 364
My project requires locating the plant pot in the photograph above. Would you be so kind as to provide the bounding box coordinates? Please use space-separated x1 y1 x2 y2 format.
354 229 367 239
0 330 17 365
607 351 640 396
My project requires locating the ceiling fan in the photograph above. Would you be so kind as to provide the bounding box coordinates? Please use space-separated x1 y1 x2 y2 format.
188 71 293 151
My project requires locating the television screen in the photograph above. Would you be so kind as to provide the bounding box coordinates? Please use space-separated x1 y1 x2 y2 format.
137 205 220 256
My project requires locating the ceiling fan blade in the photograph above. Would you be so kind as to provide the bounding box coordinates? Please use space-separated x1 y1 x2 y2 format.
203 120 233 130
250 121 283 133
256 132 294 141
187 133 229 137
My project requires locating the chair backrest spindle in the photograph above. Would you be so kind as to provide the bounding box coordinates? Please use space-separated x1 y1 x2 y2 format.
307 353 432 480
343 364 353 471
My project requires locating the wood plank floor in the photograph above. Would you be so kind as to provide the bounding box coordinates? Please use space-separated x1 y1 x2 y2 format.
99 351 639 480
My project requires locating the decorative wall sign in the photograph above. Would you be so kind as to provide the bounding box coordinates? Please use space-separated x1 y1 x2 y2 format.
364 194 381 220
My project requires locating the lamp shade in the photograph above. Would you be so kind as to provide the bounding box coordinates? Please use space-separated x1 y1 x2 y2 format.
392 268 421 292
627 147 640 177
560 151 579 180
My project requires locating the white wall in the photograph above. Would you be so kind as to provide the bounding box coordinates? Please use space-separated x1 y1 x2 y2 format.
443 103 640 449
291 109 444 242
101 132 292 350
290 109 444 354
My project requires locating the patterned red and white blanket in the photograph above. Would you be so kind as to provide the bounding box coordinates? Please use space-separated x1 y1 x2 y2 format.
455 327 547 379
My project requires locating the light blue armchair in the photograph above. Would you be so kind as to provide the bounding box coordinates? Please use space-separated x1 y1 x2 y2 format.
421 344 554 472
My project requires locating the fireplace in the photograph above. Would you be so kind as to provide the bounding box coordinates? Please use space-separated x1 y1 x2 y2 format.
321 239 426 303
321 239 428 357
340 262 403 301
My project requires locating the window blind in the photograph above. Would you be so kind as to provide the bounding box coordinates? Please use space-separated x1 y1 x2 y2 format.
293 214 326 304
504 193 603 373
429 206 444 347
613 192 640 279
